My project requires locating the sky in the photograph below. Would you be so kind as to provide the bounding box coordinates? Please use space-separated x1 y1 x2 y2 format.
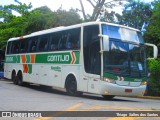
0 0 154 18
0 0 92 17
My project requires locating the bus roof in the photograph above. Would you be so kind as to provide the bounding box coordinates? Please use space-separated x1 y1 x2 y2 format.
8 21 140 41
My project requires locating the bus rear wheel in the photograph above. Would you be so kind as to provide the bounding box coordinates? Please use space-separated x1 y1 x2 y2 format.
102 95 115 100
12 71 17 85
17 71 23 86
65 75 82 96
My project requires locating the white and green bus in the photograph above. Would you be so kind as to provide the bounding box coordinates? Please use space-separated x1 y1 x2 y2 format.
4 22 158 99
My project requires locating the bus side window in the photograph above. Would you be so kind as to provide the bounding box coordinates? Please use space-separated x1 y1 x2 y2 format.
29 37 38 52
7 42 12 54
19 39 28 53
50 33 58 51
58 32 67 50
66 33 72 49
65 28 81 50
73 28 80 49
38 35 49 52
12 41 20 54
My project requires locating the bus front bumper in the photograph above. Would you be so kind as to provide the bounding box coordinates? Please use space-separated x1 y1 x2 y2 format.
99 81 146 97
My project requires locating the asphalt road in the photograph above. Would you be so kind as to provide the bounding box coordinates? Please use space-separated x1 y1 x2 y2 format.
0 79 160 120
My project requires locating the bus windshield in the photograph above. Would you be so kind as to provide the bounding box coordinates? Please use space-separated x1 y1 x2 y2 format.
102 25 147 78
102 24 144 43
103 42 147 77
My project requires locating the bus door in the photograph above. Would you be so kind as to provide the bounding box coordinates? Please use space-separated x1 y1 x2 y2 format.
82 25 101 93
87 41 101 93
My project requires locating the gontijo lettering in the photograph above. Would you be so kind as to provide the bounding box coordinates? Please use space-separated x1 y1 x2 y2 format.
47 55 70 62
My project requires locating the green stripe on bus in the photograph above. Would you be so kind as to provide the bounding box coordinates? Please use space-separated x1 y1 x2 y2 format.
26 55 30 63
5 51 80 64
5 55 20 63
28 64 32 74
103 72 147 82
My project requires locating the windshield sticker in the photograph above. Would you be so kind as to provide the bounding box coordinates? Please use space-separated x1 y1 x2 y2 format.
138 63 143 71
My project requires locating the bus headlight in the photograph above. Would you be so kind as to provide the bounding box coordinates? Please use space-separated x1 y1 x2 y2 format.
141 81 147 85
103 77 116 84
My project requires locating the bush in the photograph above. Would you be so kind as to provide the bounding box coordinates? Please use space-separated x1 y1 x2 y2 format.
147 59 160 96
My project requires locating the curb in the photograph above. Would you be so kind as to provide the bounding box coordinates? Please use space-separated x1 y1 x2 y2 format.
135 96 160 100
122 95 160 100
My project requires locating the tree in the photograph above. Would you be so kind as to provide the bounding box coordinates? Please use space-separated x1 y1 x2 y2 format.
143 1 160 56
79 0 126 21
0 0 32 50
24 6 82 34
116 0 152 30
0 16 27 49
54 8 82 26
141 1 160 96
24 6 56 34
147 59 160 96
0 2 82 50
0 0 32 22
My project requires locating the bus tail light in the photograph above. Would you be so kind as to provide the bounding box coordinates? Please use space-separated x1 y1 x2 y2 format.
103 77 116 84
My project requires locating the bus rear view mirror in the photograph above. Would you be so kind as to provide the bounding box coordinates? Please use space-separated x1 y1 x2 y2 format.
145 43 158 60
98 34 109 51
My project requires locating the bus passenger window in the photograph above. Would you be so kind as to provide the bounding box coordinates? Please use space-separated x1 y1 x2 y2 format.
66 33 72 49
7 42 12 54
76 40 80 49
58 33 67 50
19 39 28 53
29 37 38 52
38 35 49 52
12 41 20 54
66 28 81 50
50 33 58 51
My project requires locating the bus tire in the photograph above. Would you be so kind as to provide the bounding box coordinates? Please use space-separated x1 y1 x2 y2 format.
65 75 82 96
12 70 17 85
102 95 115 100
17 71 23 86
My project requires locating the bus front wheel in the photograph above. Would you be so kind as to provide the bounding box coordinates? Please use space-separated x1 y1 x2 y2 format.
65 75 82 96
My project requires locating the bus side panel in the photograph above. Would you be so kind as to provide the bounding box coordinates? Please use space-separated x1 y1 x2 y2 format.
61 65 81 90
4 63 23 80
4 63 11 79
47 64 62 87
23 73 30 83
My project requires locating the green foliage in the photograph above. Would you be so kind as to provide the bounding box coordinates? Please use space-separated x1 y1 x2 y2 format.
0 0 32 22
24 7 56 34
0 16 27 49
24 6 82 34
0 0 32 49
143 1 160 57
116 0 152 30
55 8 82 26
147 59 160 96
0 1 82 50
